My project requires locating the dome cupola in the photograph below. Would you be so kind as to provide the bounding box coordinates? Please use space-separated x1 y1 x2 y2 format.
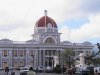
35 10 57 28
32 11 60 44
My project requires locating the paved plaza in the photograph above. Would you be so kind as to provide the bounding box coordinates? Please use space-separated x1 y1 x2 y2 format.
0 70 67 75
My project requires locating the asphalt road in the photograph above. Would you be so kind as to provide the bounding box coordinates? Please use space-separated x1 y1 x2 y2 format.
0 70 66 75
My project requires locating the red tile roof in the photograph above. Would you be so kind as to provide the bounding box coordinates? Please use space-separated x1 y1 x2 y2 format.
35 16 57 28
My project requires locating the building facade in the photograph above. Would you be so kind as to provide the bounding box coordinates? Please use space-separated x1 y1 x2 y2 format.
0 10 94 69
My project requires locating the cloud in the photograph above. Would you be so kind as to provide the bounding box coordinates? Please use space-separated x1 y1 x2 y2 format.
0 23 34 41
59 13 100 43
0 0 100 42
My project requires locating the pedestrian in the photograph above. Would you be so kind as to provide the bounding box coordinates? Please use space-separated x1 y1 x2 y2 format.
27 67 36 75
5 67 9 75
95 69 98 75
67 68 73 75
89 66 94 75
11 68 15 75
72 67 75 75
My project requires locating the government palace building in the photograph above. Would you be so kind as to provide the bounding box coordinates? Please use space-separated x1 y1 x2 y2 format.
0 10 94 69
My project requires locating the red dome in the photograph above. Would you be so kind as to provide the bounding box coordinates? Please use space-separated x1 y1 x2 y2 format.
35 16 57 28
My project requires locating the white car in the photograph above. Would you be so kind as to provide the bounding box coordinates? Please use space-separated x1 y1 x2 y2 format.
94 67 100 74
45 66 53 73
38 66 45 72
24 65 31 70
20 68 29 75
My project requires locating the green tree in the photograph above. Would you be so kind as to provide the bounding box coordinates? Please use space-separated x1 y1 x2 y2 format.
85 51 95 65
85 51 100 66
61 48 75 68
93 57 100 66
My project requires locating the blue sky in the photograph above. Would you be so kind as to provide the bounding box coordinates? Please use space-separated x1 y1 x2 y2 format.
59 18 89 29
0 0 100 44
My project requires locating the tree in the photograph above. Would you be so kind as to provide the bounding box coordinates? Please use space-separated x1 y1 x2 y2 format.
85 51 95 65
85 43 100 66
61 48 75 68
93 57 100 66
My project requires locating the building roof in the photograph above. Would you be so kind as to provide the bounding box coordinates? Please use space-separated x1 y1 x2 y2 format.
0 38 13 44
26 39 38 44
35 10 57 28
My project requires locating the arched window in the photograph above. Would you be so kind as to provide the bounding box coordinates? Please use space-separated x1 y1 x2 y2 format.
47 23 52 28
44 37 55 44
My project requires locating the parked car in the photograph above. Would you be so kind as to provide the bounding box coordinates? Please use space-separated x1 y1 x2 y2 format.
75 67 91 75
75 68 81 75
37 66 45 72
20 68 29 75
24 65 31 70
45 66 53 73
94 67 100 74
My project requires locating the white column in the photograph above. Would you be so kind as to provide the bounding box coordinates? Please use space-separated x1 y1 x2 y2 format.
39 50 42 66
26 50 29 66
9 50 12 68
34 51 36 68
54 56 59 67
34 51 38 68
43 50 45 67
79 53 85 67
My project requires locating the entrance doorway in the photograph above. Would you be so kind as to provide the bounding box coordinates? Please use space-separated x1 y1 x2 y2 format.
45 57 54 67
3 62 8 69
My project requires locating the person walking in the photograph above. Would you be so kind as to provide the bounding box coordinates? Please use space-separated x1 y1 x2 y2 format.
95 69 98 75
67 68 73 75
5 67 9 75
89 66 94 75
27 67 36 75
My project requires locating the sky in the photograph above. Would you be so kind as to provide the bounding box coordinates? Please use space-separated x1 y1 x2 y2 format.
0 0 100 44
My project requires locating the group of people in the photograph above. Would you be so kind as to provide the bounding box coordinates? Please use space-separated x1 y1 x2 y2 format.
5 67 15 75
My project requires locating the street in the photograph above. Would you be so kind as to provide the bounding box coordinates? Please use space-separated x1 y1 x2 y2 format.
0 70 66 75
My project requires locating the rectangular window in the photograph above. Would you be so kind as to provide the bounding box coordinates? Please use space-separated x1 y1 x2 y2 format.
3 50 7 57
49 50 52 55
53 50 56 55
14 62 18 68
29 50 34 56
19 50 24 57
45 51 49 55
13 50 17 57
20 61 24 67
